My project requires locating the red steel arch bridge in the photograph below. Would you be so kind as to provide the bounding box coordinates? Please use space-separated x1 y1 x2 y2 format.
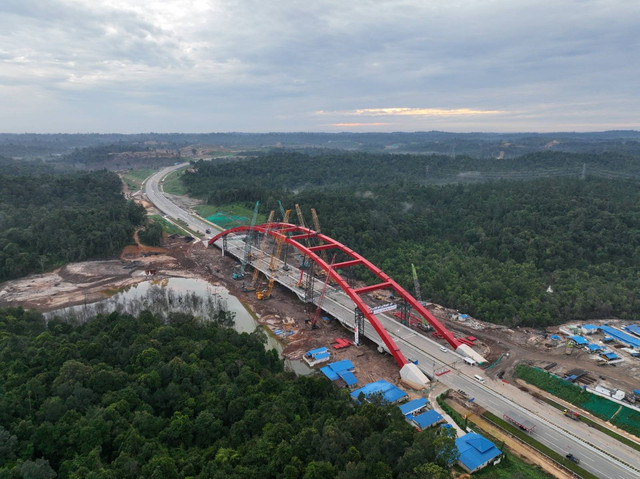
209 222 484 387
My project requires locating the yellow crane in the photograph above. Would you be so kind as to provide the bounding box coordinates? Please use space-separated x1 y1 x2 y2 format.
257 210 291 300
244 210 275 291
311 208 330 264
270 209 291 272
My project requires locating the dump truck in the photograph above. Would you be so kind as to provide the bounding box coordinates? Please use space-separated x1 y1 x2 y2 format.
563 409 580 420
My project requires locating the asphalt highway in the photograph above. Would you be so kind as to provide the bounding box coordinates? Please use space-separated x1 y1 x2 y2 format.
144 165 639 479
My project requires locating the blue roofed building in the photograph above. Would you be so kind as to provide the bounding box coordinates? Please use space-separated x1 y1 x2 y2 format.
600 325 640 349
412 409 444 429
303 347 331 366
338 370 358 387
625 324 640 338
581 324 598 335
568 335 589 346
320 359 358 387
587 343 602 353
456 432 502 473
351 380 407 404
550 334 561 341
601 352 620 361
398 397 429 417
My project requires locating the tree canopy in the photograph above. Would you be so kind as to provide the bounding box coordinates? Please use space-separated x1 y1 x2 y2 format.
0 168 145 281
0 307 456 478
184 151 640 326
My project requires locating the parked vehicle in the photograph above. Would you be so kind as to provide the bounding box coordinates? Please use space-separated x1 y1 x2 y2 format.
474 374 485 384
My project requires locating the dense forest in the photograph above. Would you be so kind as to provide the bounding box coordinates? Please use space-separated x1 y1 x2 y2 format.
0 162 145 281
0 307 457 478
2 131 639 160
184 151 640 326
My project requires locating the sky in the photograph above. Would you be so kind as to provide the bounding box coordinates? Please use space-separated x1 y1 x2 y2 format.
1 0 638 134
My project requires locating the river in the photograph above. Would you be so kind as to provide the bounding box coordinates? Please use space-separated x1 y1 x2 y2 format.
44 276 313 374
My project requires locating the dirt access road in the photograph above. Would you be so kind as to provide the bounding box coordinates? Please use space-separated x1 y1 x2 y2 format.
0 235 404 390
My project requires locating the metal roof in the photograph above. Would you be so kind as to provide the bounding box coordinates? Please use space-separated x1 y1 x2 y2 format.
600 325 640 348
625 324 640 338
412 409 443 429
398 397 428 416
456 433 501 473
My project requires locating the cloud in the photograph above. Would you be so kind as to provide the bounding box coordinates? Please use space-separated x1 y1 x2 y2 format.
322 108 504 117
329 122 392 127
0 0 638 133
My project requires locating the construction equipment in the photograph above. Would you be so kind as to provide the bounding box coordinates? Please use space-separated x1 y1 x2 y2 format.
270 209 290 271
395 264 433 332
563 409 580 420
411 263 422 303
256 279 274 300
257 210 291 300
233 201 260 279
308 254 337 329
244 210 275 291
310 207 330 265
295 204 311 269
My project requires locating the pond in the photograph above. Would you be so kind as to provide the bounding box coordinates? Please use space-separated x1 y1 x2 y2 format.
45 276 313 374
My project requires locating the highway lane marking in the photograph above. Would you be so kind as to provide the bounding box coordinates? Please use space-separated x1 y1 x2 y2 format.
206 224 638 476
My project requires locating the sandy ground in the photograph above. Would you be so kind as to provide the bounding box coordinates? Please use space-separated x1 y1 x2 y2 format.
0 235 408 389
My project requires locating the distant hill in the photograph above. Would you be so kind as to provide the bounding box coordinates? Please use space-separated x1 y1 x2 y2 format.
1 130 639 160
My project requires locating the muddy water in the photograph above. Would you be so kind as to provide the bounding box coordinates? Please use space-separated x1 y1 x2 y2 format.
45 277 312 374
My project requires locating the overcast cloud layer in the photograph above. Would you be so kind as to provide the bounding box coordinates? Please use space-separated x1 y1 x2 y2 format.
1 0 638 133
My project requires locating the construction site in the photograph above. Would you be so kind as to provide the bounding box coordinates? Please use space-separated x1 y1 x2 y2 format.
2 181 640 477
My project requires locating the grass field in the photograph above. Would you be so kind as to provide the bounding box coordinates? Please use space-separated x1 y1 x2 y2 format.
149 215 189 236
121 168 158 191
125 168 158 184
162 167 189 195
473 452 553 479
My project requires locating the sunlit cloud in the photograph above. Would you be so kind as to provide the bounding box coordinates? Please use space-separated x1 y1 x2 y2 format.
329 122 392 127
318 107 504 117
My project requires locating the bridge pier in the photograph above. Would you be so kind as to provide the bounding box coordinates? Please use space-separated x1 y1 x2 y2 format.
400 363 430 389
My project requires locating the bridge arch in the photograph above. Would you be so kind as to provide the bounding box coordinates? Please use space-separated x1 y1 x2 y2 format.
209 222 463 368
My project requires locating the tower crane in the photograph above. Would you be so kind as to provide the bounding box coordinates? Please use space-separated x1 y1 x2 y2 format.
308 254 337 329
244 210 275 291
257 209 291 300
233 201 259 280
411 263 422 303
270 209 290 272
310 208 330 277
410 263 432 331
294 204 311 269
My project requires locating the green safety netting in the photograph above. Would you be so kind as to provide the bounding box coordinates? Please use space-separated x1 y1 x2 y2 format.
206 213 250 227
580 395 620 421
611 407 640 437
